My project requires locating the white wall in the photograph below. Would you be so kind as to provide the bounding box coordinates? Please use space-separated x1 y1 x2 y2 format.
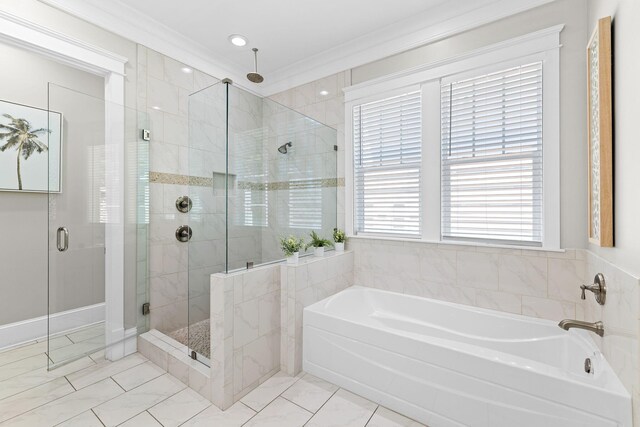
0 41 104 325
587 0 640 277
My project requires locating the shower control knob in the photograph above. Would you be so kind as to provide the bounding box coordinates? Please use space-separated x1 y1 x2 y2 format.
175 225 193 242
176 196 192 213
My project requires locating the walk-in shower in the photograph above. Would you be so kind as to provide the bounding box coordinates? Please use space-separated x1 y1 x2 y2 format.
159 80 338 364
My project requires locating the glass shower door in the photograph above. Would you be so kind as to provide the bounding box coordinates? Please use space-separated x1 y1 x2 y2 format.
47 84 107 367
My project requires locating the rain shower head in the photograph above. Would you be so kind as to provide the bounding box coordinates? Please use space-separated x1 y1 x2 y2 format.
247 48 264 83
278 141 292 154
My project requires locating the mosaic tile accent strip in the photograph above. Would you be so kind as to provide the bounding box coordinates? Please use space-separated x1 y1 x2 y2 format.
150 172 214 187
238 177 344 191
151 172 344 190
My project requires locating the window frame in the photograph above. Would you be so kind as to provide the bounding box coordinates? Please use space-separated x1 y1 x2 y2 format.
344 25 562 250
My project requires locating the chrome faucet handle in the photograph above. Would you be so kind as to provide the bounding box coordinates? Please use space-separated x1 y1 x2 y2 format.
580 285 587 300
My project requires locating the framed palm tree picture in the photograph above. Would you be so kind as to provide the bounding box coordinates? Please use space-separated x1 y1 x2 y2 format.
0 100 62 193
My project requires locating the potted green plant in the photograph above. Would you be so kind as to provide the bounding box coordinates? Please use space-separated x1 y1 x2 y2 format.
280 235 304 264
306 230 333 257
333 228 347 252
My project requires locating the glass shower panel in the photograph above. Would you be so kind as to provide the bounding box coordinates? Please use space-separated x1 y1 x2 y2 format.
185 82 337 365
47 84 107 367
258 97 338 264
187 82 227 364
227 84 266 271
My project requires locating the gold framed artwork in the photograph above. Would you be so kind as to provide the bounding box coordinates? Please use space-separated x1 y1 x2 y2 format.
587 16 613 247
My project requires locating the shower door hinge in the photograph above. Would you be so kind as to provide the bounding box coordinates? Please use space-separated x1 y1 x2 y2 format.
191 351 197 360
142 129 151 141
142 302 150 316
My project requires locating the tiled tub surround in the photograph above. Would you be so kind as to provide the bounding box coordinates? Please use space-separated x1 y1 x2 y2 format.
350 236 640 422
209 250 355 410
280 251 355 376
582 251 640 425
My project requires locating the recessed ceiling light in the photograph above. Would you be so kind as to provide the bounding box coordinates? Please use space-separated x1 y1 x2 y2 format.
319 90 329 96
181 67 193 74
228 34 248 47
152 106 161 110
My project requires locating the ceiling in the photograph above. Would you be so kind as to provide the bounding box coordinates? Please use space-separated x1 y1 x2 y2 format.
125 0 448 75
40 0 555 95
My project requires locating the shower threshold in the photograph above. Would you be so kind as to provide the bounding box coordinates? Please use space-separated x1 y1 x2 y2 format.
168 319 210 360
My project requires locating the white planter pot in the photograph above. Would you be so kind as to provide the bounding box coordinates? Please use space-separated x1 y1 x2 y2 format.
335 242 345 252
314 247 325 257
286 252 299 265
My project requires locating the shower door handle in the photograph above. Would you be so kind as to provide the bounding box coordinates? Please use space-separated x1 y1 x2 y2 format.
57 227 69 252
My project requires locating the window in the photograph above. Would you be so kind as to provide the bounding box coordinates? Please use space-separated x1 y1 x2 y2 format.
346 26 560 248
353 91 422 237
441 62 544 245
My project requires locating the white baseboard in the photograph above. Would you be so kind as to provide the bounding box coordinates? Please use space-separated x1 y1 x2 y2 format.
124 327 138 356
0 303 105 351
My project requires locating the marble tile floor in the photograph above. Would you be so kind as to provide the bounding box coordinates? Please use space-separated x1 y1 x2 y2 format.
0 338 426 426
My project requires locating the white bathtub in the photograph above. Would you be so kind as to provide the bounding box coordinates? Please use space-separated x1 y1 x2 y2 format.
303 286 631 427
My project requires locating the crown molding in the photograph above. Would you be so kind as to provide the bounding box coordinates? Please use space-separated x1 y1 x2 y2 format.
0 9 127 75
261 0 557 95
38 0 264 95
38 0 555 96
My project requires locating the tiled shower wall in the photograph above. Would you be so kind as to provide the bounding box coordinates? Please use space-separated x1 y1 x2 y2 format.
260 100 338 262
269 71 349 231
137 45 223 334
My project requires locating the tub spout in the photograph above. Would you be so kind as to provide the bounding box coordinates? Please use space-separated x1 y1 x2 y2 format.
558 319 604 337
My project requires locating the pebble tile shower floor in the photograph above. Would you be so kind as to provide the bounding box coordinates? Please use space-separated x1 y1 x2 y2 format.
0 326 426 426
168 319 211 359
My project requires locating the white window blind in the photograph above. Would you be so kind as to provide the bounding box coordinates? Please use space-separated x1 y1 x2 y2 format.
353 91 422 237
441 62 543 245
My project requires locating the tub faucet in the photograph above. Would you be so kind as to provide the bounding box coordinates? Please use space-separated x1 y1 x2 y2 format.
558 319 604 337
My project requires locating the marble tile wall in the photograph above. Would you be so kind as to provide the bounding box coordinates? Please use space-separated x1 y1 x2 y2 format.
268 71 349 231
208 251 354 409
210 264 281 409
259 98 338 264
580 251 640 422
280 251 355 376
140 46 264 336
138 45 221 336
350 237 587 321
350 236 640 419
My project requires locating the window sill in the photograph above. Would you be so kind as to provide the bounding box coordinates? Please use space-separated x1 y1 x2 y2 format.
349 233 566 253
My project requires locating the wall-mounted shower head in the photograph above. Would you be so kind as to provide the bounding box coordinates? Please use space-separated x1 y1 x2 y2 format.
278 141 292 154
247 48 264 83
